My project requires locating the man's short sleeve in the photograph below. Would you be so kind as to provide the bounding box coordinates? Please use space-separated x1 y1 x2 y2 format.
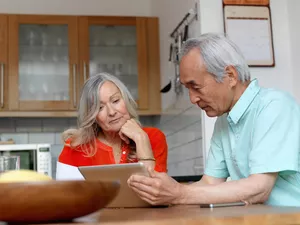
250 98 300 175
204 118 230 178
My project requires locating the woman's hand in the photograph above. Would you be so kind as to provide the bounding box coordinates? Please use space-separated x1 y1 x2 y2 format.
119 119 155 169
119 119 147 144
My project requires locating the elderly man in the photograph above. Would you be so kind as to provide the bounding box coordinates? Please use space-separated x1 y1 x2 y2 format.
128 33 300 206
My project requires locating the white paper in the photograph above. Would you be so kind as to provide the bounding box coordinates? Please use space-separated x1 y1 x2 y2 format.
226 19 272 63
56 161 84 180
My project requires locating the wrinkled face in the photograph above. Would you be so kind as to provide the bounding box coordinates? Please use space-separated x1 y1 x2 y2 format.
179 49 235 117
96 81 130 132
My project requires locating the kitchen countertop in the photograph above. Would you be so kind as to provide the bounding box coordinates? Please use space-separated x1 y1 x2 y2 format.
46 204 300 225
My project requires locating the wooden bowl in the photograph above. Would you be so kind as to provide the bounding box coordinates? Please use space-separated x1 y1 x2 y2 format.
0 180 120 223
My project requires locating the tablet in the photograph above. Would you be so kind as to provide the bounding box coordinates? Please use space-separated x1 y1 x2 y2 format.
78 162 151 208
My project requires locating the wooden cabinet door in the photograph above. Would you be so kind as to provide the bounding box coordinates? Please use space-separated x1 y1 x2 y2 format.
8 15 79 111
0 15 8 111
78 16 149 110
143 17 161 115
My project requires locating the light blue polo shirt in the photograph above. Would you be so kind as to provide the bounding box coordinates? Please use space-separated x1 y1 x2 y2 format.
204 79 300 206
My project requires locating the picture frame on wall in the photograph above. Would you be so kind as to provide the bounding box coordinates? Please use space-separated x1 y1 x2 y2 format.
223 5 275 67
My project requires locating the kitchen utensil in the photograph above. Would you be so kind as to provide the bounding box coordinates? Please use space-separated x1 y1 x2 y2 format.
160 80 172 93
162 42 174 93
182 24 189 42
177 32 182 54
173 36 183 95
174 70 183 95
0 180 120 223
168 43 173 62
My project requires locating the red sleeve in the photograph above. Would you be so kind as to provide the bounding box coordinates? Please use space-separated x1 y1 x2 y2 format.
58 143 79 167
143 127 168 173
58 140 87 167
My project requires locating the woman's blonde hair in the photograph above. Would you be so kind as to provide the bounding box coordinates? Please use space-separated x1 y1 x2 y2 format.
62 72 140 157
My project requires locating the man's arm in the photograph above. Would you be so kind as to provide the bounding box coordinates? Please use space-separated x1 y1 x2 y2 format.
191 174 226 186
177 173 277 205
128 170 277 205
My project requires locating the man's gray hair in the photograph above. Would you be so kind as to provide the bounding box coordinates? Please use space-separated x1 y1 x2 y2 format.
180 33 251 82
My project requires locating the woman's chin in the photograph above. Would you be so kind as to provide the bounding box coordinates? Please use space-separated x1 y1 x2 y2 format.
107 121 125 132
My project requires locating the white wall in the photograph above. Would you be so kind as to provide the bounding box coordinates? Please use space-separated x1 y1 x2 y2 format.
198 0 295 156
287 0 300 104
151 0 200 111
0 0 152 16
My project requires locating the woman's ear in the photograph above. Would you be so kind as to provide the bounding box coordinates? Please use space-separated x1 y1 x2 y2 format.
225 65 238 87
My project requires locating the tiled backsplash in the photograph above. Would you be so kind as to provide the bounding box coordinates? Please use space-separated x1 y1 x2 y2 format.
0 117 77 179
158 97 204 177
0 110 204 178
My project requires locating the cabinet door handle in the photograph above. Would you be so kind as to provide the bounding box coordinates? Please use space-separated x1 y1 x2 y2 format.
83 61 87 83
0 63 4 108
72 64 77 108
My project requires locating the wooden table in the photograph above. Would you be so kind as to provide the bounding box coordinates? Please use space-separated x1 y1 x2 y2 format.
52 205 300 225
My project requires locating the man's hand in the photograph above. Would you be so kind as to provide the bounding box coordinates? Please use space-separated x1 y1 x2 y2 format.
128 168 183 205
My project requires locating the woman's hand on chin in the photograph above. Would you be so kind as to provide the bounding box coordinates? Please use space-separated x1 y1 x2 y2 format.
119 119 146 143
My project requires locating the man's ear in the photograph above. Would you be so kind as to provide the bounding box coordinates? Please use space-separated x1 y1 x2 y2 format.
225 65 238 87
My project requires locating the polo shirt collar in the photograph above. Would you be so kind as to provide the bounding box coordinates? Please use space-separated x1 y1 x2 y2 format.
228 79 261 124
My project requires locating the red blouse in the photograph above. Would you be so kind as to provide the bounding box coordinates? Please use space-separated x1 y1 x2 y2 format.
58 127 168 172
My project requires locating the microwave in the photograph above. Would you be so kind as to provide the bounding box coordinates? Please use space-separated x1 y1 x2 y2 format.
0 144 52 177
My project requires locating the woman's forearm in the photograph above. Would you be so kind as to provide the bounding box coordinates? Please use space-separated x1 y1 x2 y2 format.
134 133 155 169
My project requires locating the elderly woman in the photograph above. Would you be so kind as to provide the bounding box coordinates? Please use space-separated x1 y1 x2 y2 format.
57 73 167 178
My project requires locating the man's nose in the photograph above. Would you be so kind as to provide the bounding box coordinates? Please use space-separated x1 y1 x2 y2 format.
189 90 200 105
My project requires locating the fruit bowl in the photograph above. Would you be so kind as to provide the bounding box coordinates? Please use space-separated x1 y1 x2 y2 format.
0 180 120 223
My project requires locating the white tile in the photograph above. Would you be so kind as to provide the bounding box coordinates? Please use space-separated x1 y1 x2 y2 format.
50 144 63 158
167 121 202 149
167 157 204 176
173 88 193 110
168 139 203 164
28 133 55 144
55 132 64 145
166 132 183 150
139 116 160 127
158 114 177 126
160 107 201 136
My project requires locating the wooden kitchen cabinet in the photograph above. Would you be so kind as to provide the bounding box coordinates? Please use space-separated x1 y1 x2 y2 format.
8 15 79 112
78 16 161 114
0 14 161 117
0 15 8 112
